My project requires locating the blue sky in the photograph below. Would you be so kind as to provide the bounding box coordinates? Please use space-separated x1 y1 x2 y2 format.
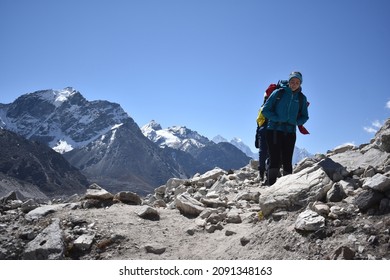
1 0 389 154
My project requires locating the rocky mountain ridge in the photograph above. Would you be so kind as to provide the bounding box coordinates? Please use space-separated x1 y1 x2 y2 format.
1 119 389 260
0 87 129 153
141 120 251 171
1 88 249 194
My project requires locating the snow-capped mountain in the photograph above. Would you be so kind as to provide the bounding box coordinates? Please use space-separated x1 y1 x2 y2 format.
142 120 211 154
142 121 251 171
0 88 185 194
213 135 257 159
1 89 252 195
0 87 129 153
212 135 312 164
293 147 312 164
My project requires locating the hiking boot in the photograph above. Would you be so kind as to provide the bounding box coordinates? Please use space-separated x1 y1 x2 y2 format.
267 168 279 186
256 170 265 182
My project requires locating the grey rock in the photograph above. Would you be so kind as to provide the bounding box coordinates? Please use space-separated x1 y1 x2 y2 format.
295 210 325 232
144 244 166 255
113 191 142 205
175 193 205 217
73 233 96 250
23 218 64 260
330 246 356 260
326 183 347 202
259 165 332 216
354 189 384 212
363 173 390 193
135 205 160 220
85 185 113 200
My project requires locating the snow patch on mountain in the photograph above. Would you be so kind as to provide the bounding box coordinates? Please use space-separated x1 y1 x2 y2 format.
213 135 257 159
141 120 209 152
212 135 312 164
53 140 73 154
36 87 77 108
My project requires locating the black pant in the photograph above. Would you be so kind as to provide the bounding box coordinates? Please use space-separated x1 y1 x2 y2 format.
266 130 296 184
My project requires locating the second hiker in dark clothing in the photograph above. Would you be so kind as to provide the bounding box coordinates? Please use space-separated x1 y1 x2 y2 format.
255 91 270 182
261 71 309 186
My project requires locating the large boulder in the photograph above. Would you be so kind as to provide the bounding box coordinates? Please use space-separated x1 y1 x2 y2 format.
175 193 205 217
259 165 333 216
23 218 64 260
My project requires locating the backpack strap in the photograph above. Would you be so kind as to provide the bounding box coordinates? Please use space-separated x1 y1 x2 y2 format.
298 92 303 114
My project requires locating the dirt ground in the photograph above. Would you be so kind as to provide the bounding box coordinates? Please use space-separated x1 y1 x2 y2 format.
52 202 389 260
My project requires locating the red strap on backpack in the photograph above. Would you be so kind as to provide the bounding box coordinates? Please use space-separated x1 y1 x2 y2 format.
265 84 277 97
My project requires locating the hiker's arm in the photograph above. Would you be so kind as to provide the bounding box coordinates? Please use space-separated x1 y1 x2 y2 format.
297 96 309 125
261 90 280 122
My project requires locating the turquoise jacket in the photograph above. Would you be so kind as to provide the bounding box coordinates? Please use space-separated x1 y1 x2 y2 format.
261 86 309 133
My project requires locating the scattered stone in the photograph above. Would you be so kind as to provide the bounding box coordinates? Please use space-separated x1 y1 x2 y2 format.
205 223 223 233
240 236 250 246
25 204 71 221
200 197 228 208
330 246 356 260
144 244 166 255
327 183 347 202
135 205 160 221
363 174 390 193
295 210 325 232
354 189 384 212
175 193 205 217
84 185 113 200
73 233 95 251
225 230 237 236
226 212 242 224
312 201 330 216
20 199 39 213
113 191 142 205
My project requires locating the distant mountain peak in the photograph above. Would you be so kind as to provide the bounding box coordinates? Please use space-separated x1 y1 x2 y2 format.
141 121 210 152
212 135 228 143
143 120 162 131
31 88 78 108
0 87 129 153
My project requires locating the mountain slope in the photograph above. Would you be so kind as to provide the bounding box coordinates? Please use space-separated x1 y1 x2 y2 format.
1 88 251 195
142 121 251 171
0 128 89 198
63 119 185 195
213 135 313 163
213 135 257 159
0 88 185 195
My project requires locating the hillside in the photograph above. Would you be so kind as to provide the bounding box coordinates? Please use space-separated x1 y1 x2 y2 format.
0 128 89 199
1 119 389 260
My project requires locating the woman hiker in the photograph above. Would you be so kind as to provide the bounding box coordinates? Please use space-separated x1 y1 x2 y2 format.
261 71 309 186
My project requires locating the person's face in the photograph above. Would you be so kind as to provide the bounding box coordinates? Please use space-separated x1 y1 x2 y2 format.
289 78 301 92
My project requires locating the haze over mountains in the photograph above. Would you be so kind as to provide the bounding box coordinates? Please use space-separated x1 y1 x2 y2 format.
1 88 254 196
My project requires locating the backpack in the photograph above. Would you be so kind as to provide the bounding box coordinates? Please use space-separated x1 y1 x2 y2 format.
256 80 309 136
256 80 290 127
